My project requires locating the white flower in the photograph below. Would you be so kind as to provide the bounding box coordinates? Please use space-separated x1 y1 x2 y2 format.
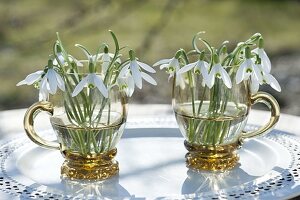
16 70 44 86
122 60 156 89
250 64 281 94
177 60 210 87
207 63 232 89
252 47 271 73
154 57 185 89
93 53 121 74
39 76 50 101
117 68 135 97
53 53 83 68
236 58 263 86
53 53 65 66
45 68 65 94
17 68 65 101
72 73 108 98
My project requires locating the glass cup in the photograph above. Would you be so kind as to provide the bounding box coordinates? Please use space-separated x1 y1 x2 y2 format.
172 71 280 171
23 73 128 180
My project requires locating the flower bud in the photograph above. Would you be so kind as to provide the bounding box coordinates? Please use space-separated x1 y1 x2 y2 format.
245 46 251 59
129 49 135 61
104 45 109 53
258 37 264 49
213 54 220 64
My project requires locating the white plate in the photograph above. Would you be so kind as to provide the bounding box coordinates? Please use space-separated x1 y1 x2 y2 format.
0 118 300 199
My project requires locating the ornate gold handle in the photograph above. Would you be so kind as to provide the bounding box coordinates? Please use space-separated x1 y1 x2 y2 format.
24 101 60 150
239 92 280 142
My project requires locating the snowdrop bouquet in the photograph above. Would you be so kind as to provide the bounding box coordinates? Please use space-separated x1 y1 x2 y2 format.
18 31 157 155
17 30 156 101
154 32 280 146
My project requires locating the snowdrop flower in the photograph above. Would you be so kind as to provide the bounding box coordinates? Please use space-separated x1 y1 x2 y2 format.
45 68 65 94
16 70 44 87
117 67 135 97
17 60 65 100
207 54 232 89
153 52 185 89
121 50 156 89
72 73 108 98
236 47 263 86
252 38 271 73
250 63 281 94
93 46 121 74
177 52 210 87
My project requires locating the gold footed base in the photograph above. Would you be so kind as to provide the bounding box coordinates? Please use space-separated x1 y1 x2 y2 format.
61 148 119 180
184 140 240 171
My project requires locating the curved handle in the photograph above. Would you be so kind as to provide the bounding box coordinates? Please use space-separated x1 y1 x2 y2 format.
239 92 280 142
24 101 60 150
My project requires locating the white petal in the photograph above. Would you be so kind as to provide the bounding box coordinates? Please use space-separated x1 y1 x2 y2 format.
127 76 135 97
130 61 142 89
102 53 111 62
92 74 108 98
201 61 210 70
102 62 110 74
236 61 247 84
177 62 197 74
170 58 180 71
252 63 263 83
153 58 171 67
199 61 209 76
141 72 157 85
119 65 130 78
201 68 210 86
16 71 44 86
39 76 49 101
47 69 58 94
72 76 88 97
137 61 156 73
265 74 281 92
16 80 27 86
207 67 216 89
250 78 260 94
39 88 48 101
160 64 169 70
176 74 185 89
55 72 65 91
258 49 271 73
219 67 232 88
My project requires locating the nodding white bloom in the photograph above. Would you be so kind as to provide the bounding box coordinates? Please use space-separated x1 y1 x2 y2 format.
72 73 108 98
53 53 65 66
122 50 156 89
93 51 121 74
250 64 281 94
16 70 44 87
207 55 232 89
177 53 210 87
17 62 65 101
236 47 263 86
44 68 65 94
154 57 185 89
117 67 135 97
252 38 271 73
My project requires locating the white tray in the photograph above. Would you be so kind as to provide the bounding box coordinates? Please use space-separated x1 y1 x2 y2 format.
0 117 300 199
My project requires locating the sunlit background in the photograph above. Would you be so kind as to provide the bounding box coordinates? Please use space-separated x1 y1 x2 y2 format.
0 0 299 115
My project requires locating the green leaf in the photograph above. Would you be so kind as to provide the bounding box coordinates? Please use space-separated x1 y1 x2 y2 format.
75 44 91 58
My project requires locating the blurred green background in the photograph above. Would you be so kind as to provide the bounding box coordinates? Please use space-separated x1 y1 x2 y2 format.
1 0 300 115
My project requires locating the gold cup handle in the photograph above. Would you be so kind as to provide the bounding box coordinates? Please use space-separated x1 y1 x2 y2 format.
24 101 60 150
239 92 280 142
